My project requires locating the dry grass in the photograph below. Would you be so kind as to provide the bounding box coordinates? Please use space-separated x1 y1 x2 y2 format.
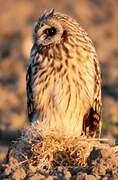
0 125 118 179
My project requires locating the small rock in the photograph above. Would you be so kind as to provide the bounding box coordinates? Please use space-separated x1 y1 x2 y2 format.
77 173 86 180
84 174 96 180
29 174 45 180
98 164 106 176
12 167 26 180
63 169 71 179
100 148 112 158
57 166 63 172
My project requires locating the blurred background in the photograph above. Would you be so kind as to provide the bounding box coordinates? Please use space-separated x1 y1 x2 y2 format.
0 0 118 161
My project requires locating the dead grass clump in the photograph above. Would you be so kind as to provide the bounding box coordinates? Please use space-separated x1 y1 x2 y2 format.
0 125 118 179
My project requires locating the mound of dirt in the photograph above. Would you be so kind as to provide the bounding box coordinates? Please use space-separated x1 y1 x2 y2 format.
0 126 118 179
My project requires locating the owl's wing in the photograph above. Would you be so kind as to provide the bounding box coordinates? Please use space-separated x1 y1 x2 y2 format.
83 58 102 138
26 46 38 123
26 63 35 123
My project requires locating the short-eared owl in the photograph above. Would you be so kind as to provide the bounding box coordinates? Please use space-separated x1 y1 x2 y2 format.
26 9 102 137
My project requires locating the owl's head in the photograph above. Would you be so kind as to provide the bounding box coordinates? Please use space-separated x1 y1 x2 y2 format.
33 9 71 48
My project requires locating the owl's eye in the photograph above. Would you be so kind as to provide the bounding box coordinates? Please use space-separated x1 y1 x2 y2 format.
44 27 56 37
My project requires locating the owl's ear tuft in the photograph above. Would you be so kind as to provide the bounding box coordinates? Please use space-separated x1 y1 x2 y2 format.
47 8 55 17
40 8 55 23
36 9 55 31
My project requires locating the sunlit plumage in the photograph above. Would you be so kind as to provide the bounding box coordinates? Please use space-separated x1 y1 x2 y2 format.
26 9 102 137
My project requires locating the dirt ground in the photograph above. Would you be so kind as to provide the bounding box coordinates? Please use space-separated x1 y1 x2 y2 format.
0 0 118 178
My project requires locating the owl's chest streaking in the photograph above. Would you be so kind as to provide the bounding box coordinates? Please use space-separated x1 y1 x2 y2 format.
29 42 96 136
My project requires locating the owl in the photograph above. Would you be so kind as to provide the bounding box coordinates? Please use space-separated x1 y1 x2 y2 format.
26 9 102 138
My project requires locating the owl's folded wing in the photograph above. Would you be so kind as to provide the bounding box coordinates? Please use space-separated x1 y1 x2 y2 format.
83 58 102 138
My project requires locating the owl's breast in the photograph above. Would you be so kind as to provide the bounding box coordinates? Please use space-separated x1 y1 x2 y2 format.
31 53 95 136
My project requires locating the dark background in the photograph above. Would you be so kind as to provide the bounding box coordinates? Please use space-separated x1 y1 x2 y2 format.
0 0 118 161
